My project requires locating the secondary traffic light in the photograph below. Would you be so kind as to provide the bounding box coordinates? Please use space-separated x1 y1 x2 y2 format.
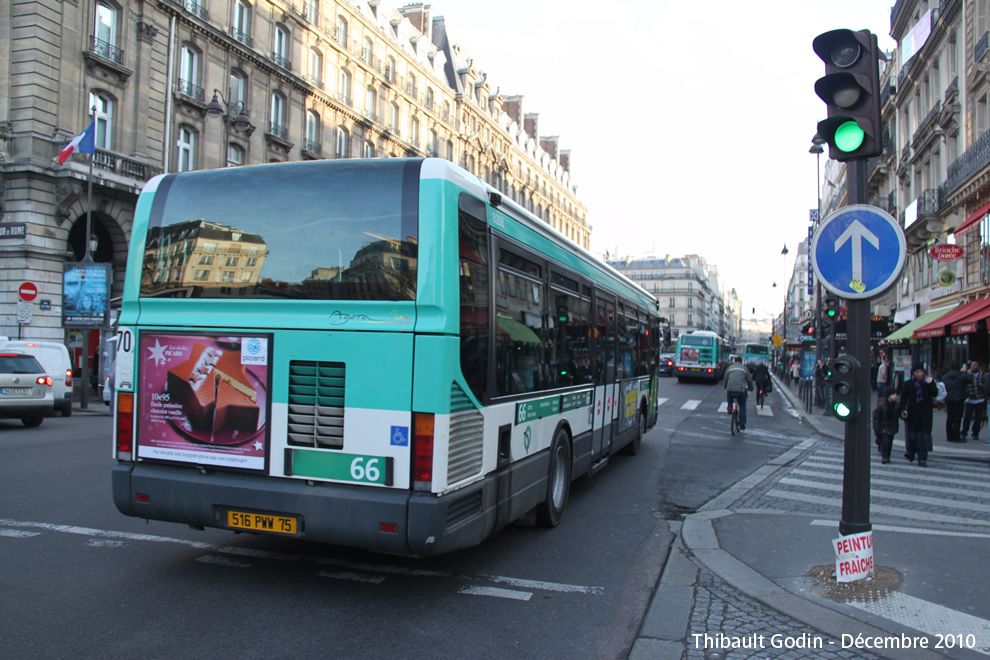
831 354 861 421
813 29 881 161
823 295 840 327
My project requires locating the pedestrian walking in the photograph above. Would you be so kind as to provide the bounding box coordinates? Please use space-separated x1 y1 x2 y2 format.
961 361 985 442
877 357 890 401
790 358 801 387
899 363 939 467
942 363 972 443
872 390 899 464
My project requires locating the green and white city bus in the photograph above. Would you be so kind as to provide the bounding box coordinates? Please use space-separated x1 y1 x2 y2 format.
674 330 727 382
741 342 771 370
111 158 661 556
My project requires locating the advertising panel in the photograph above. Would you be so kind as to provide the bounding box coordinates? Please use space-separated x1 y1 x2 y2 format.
62 262 111 327
136 333 271 471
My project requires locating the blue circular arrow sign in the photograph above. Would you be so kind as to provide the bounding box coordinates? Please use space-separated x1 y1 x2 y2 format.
811 204 906 300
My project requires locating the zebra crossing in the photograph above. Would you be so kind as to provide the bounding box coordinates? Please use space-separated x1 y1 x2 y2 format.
760 445 990 527
655 397 775 417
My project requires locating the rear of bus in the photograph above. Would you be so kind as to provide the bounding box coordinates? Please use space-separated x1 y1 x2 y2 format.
111 159 489 556
674 331 722 382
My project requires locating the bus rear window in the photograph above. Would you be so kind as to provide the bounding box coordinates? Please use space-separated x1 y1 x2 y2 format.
680 336 713 346
141 160 420 301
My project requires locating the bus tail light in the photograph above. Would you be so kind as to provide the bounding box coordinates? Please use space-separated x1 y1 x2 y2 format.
116 392 134 459
412 412 434 491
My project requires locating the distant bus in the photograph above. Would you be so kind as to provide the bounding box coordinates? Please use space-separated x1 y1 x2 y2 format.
741 343 771 370
675 330 727 382
110 158 661 557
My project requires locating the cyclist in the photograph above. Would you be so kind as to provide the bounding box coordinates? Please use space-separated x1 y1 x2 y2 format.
753 361 771 405
723 356 754 430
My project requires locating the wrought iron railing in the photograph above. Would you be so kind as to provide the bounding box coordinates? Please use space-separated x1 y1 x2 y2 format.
267 122 289 140
918 188 943 217
977 31 989 63
230 27 252 47
943 129 990 195
182 0 209 19
336 92 352 107
92 148 162 181
303 74 323 90
89 37 123 64
303 140 322 155
272 54 291 69
945 76 959 102
913 100 941 145
176 79 205 101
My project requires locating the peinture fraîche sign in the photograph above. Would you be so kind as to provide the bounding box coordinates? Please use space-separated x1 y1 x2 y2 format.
833 531 874 583
929 244 964 260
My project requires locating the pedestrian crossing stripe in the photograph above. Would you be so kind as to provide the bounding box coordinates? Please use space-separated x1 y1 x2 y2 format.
652 398 774 417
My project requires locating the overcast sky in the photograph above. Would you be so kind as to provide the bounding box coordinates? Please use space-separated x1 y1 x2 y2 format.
430 0 898 321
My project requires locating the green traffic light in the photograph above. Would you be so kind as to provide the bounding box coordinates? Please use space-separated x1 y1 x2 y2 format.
834 402 854 419
826 308 837 318
834 120 865 152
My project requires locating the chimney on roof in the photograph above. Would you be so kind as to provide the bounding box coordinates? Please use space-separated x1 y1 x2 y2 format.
524 113 539 140
540 136 559 160
503 95 523 125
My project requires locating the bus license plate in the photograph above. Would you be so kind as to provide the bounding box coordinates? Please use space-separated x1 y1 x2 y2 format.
227 510 298 535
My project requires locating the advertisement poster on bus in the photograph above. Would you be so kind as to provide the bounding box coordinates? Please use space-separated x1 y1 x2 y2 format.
136 332 271 471
62 262 111 328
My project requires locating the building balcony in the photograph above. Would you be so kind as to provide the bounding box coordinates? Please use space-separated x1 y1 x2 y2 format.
272 54 291 70
303 74 324 90
977 31 989 64
182 0 209 20
92 148 162 182
942 129 990 196
176 78 205 102
267 122 289 140
230 27 252 47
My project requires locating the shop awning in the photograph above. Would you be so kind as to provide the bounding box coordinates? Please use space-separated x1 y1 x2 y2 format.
951 296 990 335
954 200 990 236
882 305 958 343
497 316 540 344
914 297 990 338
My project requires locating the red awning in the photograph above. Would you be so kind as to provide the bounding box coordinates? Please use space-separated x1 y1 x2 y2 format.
951 297 990 335
954 200 990 236
914 296 990 339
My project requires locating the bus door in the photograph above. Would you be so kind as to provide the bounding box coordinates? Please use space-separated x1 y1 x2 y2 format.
592 295 617 458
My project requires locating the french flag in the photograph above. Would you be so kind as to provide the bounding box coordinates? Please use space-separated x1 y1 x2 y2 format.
57 120 97 165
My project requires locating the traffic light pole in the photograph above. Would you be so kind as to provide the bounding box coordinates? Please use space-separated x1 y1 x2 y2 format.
839 159 872 537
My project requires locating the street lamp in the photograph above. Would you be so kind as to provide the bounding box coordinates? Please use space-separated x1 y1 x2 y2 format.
204 89 254 166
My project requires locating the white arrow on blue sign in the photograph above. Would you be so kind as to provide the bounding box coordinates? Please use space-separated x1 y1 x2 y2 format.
811 204 906 300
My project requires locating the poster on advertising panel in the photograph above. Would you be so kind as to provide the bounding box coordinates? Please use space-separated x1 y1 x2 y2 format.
62 262 110 327
136 333 271 471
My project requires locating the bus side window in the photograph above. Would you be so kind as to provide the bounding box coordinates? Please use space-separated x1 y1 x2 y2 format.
458 194 490 403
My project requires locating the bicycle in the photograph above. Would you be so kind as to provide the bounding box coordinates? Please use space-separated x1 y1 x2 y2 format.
756 385 765 409
729 394 742 435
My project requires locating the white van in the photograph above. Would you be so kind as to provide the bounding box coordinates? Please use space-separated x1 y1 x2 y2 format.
0 341 73 416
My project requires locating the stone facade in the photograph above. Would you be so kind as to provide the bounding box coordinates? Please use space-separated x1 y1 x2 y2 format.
0 0 587 342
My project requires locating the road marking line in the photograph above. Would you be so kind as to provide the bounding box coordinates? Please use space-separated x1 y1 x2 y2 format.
756 406 773 416
845 591 990 654
791 468 988 498
479 574 604 595
0 528 40 538
766 490 990 526
777 477 990 514
681 400 701 410
803 456 988 481
810 519 990 539
459 586 532 601
196 554 253 568
656 398 669 406
318 570 386 584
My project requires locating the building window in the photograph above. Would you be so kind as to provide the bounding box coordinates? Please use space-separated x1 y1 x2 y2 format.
308 48 323 87
363 37 374 65
270 92 285 137
389 102 399 132
365 86 377 120
273 26 289 67
338 69 351 105
386 55 396 82
177 126 195 172
335 126 349 158
425 87 434 110
229 71 246 112
410 115 419 147
336 15 347 45
446 139 453 161
94 1 117 50
179 44 200 92
306 110 320 146
227 144 244 167
222 271 235 283
194 270 210 281
304 0 318 22
406 72 416 97
89 91 113 150
363 140 375 158
225 256 239 267
245 257 258 267
428 129 438 156
232 0 251 44
443 101 450 122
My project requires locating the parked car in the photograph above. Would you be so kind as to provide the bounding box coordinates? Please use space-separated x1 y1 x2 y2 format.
0 352 54 426
658 353 676 376
0 340 73 416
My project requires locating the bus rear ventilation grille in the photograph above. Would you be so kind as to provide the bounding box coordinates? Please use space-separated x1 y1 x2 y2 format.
447 382 483 484
287 360 345 449
445 489 483 529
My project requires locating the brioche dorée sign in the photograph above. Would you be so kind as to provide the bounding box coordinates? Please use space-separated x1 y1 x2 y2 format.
929 244 964 260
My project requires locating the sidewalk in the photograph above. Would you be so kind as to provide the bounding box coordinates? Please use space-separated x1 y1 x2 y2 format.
632 375 990 660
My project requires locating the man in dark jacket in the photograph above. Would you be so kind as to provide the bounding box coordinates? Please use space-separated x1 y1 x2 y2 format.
941 363 972 443
961 361 985 441
899 363 939 467
872 390 899 464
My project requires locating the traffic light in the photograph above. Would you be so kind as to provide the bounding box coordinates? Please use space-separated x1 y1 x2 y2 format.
813 29 881 161
831 354 861 421
823 295 840 328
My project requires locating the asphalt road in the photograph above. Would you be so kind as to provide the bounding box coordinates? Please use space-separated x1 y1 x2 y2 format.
0 379 811 659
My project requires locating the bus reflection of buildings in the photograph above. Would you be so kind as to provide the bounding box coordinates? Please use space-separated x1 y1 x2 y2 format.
302 236 417 300
142 219 268 295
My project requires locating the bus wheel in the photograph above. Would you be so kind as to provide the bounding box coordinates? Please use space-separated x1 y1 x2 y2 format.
621 408 645 456
536 428 571 528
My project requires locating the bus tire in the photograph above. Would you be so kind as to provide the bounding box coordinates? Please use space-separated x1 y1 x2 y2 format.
536 427 571 528
621 407 645 456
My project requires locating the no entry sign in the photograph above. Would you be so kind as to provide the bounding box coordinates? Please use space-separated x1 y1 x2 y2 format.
18 282 38 302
